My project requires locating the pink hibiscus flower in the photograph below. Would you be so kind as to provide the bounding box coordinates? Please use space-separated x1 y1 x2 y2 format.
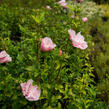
0 50 12 63
41 37 56 52
46 5 51 10
82 17 88 22
58 0 67 8
68 29 88 50
21 79 41 101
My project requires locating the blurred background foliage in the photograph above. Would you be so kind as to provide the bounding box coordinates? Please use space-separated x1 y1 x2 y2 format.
92 0 109 4
88 3 109 107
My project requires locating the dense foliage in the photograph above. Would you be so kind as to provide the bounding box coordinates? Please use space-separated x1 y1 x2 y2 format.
0 0 107 109
89 5 109 108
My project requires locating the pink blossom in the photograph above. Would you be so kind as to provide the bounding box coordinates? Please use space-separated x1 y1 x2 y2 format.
21 79 41 101
46 5 51 10
0 50 12 63
41 37 56 52
59 50 62 56
82 17 88 22
80 0 83 3
76 0 83 3
71 15 75 19
58 0 67 8
68 29 88 50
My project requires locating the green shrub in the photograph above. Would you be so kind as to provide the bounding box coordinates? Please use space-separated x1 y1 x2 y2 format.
0 1 103 109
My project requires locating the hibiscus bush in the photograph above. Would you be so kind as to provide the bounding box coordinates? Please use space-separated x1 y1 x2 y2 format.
0 1 101 109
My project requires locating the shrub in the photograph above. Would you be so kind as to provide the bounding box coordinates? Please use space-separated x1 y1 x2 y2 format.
0 1 102 109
